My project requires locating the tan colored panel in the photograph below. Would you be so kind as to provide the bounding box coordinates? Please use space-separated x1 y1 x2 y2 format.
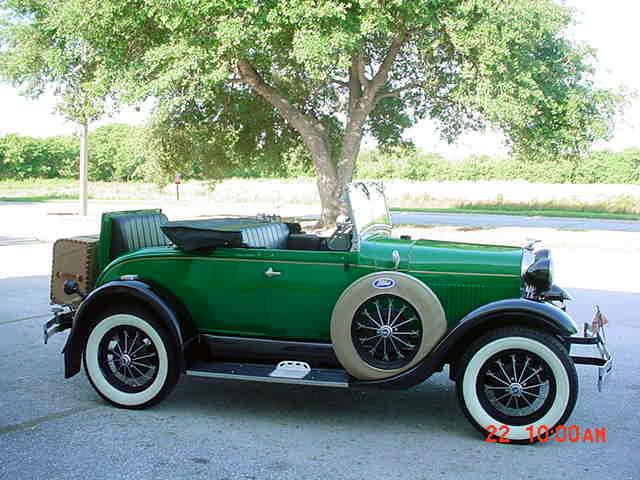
50 235 99 304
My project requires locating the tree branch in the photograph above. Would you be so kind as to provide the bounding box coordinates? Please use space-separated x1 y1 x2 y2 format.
375 81 423 101
236 58 335 183
355 54 369 89
368 31 410 94
331 78 349 88
236 58 317 135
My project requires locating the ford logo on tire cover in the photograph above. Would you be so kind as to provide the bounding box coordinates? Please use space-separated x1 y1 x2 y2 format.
372 278 395 289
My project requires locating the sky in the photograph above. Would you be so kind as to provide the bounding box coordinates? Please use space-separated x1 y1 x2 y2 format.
0 0 638 158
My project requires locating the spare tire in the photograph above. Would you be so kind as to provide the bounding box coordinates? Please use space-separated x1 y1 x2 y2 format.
331 272 447 380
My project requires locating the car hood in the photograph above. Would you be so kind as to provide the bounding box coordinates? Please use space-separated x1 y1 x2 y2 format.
359 235 523 277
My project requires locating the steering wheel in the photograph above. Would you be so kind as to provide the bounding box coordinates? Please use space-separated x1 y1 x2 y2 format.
327 220 352 251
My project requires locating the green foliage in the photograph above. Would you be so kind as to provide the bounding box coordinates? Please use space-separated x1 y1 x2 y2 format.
0 124 152 181
0 134 77 180
2 124 637 185
355 147 640 184
0 0 107 123
88 124 148 181
142 91 315 183
1 0 626 194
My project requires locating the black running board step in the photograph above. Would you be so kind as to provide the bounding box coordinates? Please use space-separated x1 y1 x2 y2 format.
186 361 350 388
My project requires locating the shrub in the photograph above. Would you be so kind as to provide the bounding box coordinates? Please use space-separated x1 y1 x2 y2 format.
355 147 640 184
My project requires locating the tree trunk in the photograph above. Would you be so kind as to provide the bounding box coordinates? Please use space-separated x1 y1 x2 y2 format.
237 30 407 226
79 120 89 216
237 58 345 226
297 123 343 227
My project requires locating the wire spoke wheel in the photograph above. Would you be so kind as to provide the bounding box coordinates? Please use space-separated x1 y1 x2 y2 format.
351 295 423 370
477 348 556 426
456 327 579 443
98 325 159 393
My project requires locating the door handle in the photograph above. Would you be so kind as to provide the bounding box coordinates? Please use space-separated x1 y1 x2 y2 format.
265 267 281 278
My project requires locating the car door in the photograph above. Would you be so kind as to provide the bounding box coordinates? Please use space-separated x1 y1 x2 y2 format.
193 247 268 336
260 249 356 341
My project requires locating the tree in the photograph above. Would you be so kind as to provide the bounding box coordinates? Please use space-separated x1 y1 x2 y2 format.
1 0 625 224
0 1 108 214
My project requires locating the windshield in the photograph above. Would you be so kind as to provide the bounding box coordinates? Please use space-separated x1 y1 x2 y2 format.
346 182 392 241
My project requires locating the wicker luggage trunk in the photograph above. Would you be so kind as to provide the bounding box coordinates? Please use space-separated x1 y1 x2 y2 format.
50 235 100 304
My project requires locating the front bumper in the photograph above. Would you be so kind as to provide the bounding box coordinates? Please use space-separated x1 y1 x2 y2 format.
565 307 613 392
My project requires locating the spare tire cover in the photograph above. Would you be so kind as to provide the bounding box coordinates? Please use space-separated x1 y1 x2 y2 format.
331 271 447 380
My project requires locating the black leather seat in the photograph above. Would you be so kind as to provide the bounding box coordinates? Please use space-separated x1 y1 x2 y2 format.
241 223 290 249
110 212 171 260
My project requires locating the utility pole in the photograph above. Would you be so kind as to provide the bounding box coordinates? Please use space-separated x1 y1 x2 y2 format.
79 120 88 216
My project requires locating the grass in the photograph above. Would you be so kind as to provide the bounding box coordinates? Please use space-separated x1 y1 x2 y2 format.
0 194 78 202
391 204 640 221
0 179 160 201
1 178 639 220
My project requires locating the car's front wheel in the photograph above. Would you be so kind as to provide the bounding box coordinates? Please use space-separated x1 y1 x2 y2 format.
83 306 180 409
456 327 578 444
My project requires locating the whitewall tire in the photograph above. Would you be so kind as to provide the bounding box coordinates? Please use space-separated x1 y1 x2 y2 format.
456 327 578 443
83 307 180 409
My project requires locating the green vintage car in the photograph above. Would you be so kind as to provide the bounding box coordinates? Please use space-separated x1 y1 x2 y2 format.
45 182 611 443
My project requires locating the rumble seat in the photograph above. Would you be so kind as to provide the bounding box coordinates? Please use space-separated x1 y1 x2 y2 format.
241 223 290 249
109 211 171 260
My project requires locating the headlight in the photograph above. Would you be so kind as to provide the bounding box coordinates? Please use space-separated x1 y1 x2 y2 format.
521 249 535 276
523 254 554 295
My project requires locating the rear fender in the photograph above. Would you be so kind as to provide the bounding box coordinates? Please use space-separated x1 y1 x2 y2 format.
62 279 196 378
351 298 578 390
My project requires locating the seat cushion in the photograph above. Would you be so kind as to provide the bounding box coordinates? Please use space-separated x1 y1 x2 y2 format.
110 212 170 260
287 233 323 251
241 223 290 249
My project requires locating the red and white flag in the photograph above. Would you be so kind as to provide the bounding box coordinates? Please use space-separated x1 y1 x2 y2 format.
592 307 608 334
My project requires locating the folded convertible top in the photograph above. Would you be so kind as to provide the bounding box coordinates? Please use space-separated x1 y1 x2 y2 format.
161 218 267 251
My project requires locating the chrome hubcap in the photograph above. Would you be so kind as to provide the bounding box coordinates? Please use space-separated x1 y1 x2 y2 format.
378 325 393 338
99 326 158 391
508 383 524 396
120 354 132 367
478 351 554 423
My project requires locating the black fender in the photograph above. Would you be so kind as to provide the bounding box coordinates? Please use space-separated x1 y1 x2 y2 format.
62 279 197 379
351 298 578 390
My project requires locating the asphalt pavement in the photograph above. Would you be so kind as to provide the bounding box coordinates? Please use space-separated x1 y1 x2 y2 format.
1 201 639 479
391 211 640 232
1 238 639 480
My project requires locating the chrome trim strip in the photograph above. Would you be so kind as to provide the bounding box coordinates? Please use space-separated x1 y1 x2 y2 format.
350 264 520 278
103 255 519 282
185 369 349 388
409 269 520 278
100 255 347 280
202 334 333 350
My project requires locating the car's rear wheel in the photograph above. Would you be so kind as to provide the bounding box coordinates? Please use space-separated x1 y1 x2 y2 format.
83 306 180 409
331 272 446 380
456 327 578 444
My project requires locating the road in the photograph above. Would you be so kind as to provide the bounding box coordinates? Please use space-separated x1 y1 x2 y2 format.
0 240 638 480
391 211 640 232
1 200 639 244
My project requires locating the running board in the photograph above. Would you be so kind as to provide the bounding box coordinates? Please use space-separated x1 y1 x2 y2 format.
186 361 350 388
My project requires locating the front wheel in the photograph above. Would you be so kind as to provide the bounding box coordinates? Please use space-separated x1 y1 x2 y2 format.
456 327 578 444
83 306 180 409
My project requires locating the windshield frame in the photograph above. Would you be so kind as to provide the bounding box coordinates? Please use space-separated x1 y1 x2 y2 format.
345 181 393 251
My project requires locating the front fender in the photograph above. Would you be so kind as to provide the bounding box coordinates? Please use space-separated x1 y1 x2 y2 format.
62 280 192 379
352 298 578 390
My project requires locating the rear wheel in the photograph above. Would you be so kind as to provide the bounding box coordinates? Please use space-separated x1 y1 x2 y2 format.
456 327 578 444
83 306 180 409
